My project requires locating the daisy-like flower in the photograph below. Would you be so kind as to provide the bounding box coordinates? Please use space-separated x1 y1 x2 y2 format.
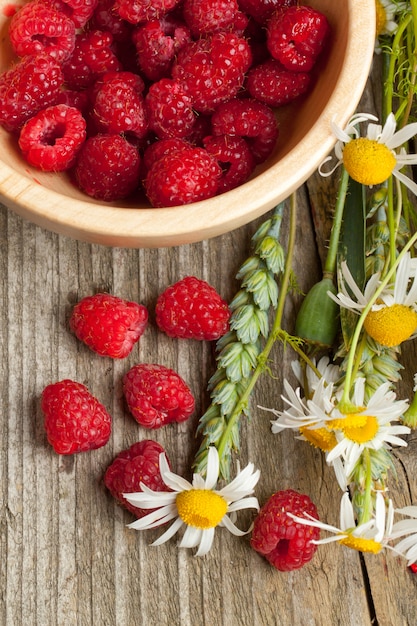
326 378 410 478
320 112 417 194
330 253 417 347
124 447 260 556
291 355 341 394
388 505 417 565
375 0 405 42
288 491 394 554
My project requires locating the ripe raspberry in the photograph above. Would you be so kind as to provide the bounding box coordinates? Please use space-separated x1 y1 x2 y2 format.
251 489 320 571
9 0 76 62
246 57 311 107
172 32 252 113
104 440 170 517
267 5 329 72
114 0 181 25
145 78 196 139
42 0 98 27
87 0 132 40
237 0 296 24
74 134 141 201
211 98 279 164
144 144 222 207
132 16 192 82
41 379 112 454
18 104 86 172
203 134 255 193
142 138 191 172
123 363 195 429
182 0 240 36
91 72 148 138
156 276 230 340
0 53 64 133
62 30 122 90
70 293 148 358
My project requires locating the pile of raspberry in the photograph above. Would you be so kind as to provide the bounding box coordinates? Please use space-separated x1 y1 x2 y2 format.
0 0 330 207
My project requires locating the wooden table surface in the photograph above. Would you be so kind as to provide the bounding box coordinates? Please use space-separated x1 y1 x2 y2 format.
2 69 417 626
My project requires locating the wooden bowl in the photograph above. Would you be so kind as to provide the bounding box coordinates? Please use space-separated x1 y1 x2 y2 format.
0 0 375 248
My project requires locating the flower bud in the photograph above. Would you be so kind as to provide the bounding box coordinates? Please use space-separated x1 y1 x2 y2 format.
295 277 339 348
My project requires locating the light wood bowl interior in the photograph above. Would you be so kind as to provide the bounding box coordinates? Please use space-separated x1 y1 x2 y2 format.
0 0 375 248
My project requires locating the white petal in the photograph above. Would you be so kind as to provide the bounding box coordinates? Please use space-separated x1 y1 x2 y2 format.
220 513 252 536
180 525 203 549
204 447 220 490
227 496 259 513
387 122 417 148
195 528 215 556
393 169 417 196
127 505 177 530
151 517 184 546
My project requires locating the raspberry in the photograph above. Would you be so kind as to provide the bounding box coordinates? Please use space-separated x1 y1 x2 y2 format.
172 32 252 113
267 5 329 72
145 78 196 139
182 0 240 36
409 563 417 574
246 57 311 107
237 0 296 24
69 293 148 358
18 104 86 171
211 98 279 164
155 276 230 340
74 134 141 201
41 379 112 454
104 440 170 517
144 144 222 207
114 0 181 25
132 16 192 82
87 0 132 40
123 363 195 429
42 0 98 28
0 53 64 133
251 489 320 571
90 72 148 138
203 134 256 193
8 0 76 62
62 30 122 90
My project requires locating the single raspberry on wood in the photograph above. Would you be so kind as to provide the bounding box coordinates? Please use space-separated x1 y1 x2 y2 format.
9 0 76 62
41 379 112 454
18 104 87 172
104 440 170 517
251 489 320 571
70 293 148 358
156 276 230 340
0 53 64 132
123 363 195 429
73 134 141 201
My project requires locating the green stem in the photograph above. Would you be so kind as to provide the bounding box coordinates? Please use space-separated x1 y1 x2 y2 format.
323 167 350 278
216 192 298 460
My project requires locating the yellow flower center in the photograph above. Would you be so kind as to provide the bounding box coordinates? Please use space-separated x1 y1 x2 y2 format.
340 415 379 443
176 489 227 529
327 411 367 431
339 533 383 554
299 425 338 452
342 138 396 185
375 0 386 36
364 304 417 347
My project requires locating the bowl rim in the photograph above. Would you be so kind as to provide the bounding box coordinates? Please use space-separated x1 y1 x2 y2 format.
0 0 376 248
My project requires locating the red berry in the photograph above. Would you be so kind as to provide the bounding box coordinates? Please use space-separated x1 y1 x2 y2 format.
0 53 64 132
114 0 181 25
74 134 141 201
156 275 230 340
237 0 296 25
409 563 417 574
9 0 76 62
142 138 192 172
70 293 148 358
203 134 255 193
267 5 329 72
246 57 311 107
42 0 98 28
172 31 252 113
123 363 195 429
104 440 170 517
41 379 112 454
62 29 122 90
144 144 222 207
132 16 192 82
211 98 279 164
90 72 148 138
18 104 86 171
182 0 240 36
87 0 132 39
145 78 196 139
251 489 320 571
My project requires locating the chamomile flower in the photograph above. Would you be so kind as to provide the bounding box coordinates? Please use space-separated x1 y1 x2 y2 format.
327 379 410 478
288 491 394 554
320 112 417 194
291 355 341 394
388 505 417 565
375 0 403 40
330 253 417 347
124 447 260 556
